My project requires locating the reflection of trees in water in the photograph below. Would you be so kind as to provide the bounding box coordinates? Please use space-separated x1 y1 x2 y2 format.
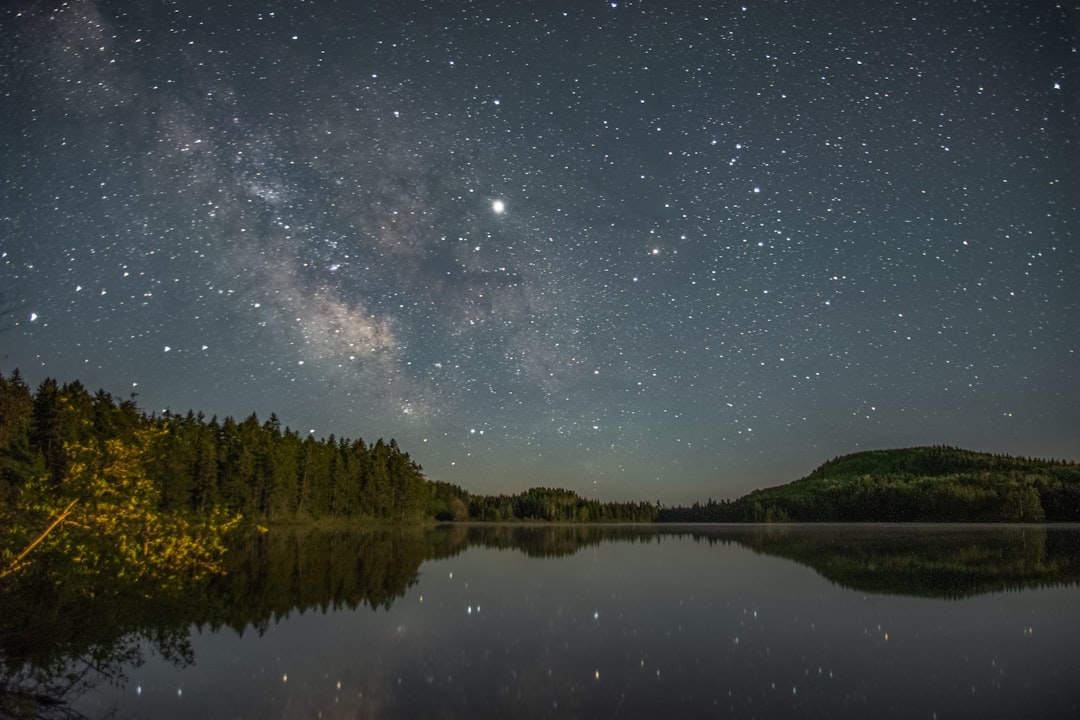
724 524 1080 599
0 526 460 717
207 525 469 633
476 523 1080 598
4 524 1080 713
463 523 662 558
0 570 196 719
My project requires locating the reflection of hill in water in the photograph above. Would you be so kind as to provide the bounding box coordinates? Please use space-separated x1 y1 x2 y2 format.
462 524 1080 600
5 525 1080 653
718 524 1080 599
4 524 1080 713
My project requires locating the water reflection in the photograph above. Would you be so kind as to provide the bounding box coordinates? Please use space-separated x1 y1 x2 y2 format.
2 524 1078 718
689 523 1080 598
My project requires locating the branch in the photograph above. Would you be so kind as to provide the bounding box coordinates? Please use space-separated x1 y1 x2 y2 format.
0 498 79 580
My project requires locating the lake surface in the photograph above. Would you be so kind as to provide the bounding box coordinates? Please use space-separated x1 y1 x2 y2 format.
10 524 1080 718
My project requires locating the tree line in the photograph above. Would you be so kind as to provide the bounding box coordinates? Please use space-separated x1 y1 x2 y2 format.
0 371 658 531
3 372 1076 540
657 446 1080 523
0 371 435 525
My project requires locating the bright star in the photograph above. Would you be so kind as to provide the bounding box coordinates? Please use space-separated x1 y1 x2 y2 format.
492 199 505 214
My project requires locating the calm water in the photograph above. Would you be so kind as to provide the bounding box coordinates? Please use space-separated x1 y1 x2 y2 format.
13 525 1080 718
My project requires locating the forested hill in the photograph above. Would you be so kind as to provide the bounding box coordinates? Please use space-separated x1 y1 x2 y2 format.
659 446 1080 522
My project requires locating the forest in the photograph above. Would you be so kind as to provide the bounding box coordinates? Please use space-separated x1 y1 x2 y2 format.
2 370 1078 582
658 446 1080 522
2 371 1076 716
0 371 657 554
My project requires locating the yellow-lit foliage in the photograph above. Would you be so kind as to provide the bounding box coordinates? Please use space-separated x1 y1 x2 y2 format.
6 427 241 589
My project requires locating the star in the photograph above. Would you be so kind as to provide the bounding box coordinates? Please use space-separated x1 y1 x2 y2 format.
1 0 1075 504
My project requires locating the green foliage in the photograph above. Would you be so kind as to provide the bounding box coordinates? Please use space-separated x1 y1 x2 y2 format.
659 446 1078 523
5 372 1077 536
467 486 659 523
0 371 666 529
0 371 448 525
4 426 241 589
0 370 41 514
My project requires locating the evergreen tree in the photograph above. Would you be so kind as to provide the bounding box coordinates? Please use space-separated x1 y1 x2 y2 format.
0 370 40 511
30 378 68 485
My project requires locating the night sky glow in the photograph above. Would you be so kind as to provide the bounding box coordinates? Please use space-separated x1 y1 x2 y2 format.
2 0 1077 503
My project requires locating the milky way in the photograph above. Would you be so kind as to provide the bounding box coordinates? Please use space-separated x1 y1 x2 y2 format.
2 0 1077 502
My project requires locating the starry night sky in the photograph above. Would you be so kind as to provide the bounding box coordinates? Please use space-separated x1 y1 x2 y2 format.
2 0 1078 503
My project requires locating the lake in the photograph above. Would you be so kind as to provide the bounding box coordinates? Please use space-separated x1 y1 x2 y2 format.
7 524 1080 718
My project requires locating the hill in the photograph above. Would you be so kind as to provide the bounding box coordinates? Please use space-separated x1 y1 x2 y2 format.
3 372 1077 526
733 446 1080 522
